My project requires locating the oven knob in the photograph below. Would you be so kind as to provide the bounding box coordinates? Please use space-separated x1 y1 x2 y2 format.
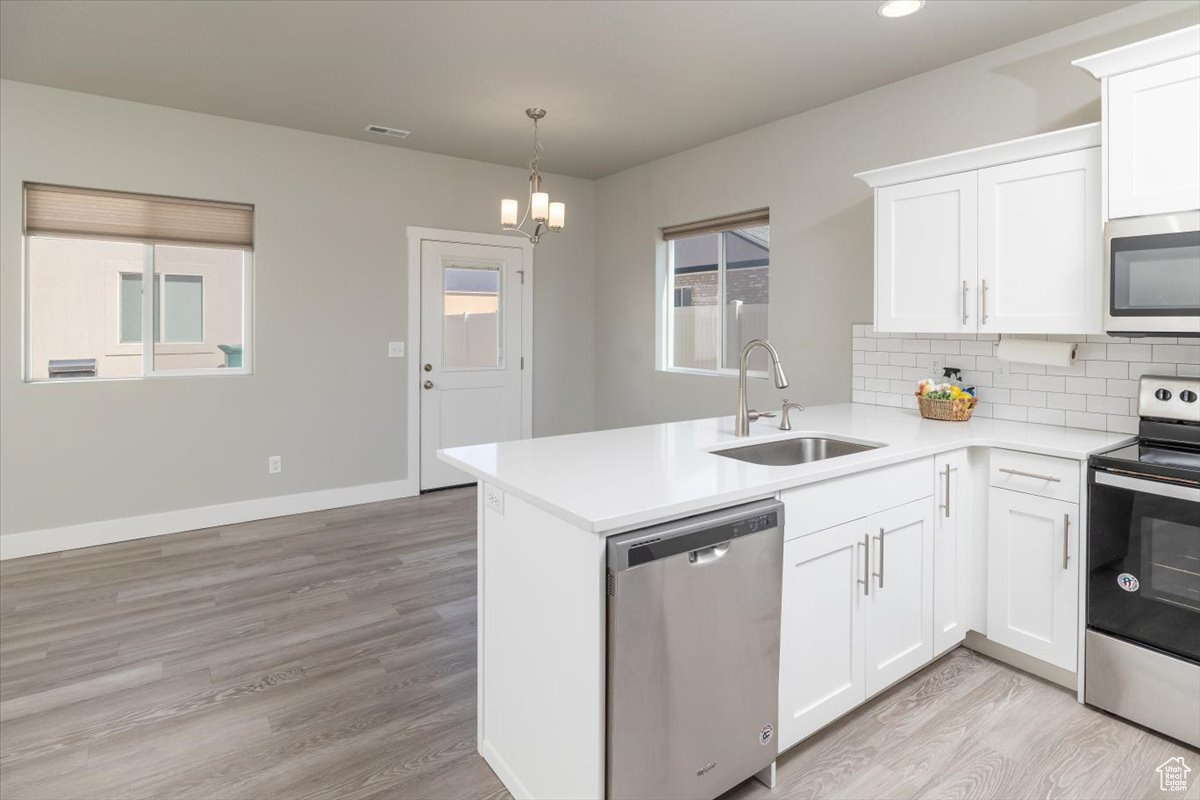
1181 390 1198 403
1155 388 1172 401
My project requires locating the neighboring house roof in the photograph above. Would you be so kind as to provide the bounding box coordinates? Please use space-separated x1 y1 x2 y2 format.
444 269 500 294
672 227 770 274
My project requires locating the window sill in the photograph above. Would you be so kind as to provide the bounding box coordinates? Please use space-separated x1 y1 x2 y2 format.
25 368 252 384
659 366 769 380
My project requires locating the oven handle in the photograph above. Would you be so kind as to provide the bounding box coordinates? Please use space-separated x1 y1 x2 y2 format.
1094 470 1200 501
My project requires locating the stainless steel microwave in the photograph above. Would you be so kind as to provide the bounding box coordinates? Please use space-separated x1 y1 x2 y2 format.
1104 211 1200 337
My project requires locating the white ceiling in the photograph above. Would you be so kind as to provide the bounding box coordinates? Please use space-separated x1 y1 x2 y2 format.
0 0 1134 178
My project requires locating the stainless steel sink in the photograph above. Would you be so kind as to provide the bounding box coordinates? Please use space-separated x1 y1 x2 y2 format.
713 436 881 466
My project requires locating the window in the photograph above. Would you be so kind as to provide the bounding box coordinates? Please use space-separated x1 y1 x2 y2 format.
23 184 253 381
661 210 770 374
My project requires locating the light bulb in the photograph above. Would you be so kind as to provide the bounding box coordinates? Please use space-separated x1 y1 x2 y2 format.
548 202 565 231
501 198 519 228
531 192 549 223
877 0 924 18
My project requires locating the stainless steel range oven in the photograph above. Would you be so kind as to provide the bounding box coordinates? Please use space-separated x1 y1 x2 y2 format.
1104 211 1200 337
1087 375 1200 746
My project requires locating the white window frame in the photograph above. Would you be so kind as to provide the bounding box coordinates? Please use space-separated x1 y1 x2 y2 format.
657 230 768 378
23 235 253 382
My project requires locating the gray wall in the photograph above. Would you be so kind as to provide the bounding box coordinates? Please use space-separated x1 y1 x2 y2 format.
591 1 1199 431
0 80 595 535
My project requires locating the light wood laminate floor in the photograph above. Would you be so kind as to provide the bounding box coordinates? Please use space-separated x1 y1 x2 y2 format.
1 487 1195 800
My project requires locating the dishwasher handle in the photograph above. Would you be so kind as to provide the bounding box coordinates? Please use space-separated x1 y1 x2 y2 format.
688 541 731 565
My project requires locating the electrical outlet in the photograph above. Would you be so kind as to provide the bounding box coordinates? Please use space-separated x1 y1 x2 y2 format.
995 357 1010 388
388 341 405 358
268 455 282 474
484 483 504 515
930 356 943 377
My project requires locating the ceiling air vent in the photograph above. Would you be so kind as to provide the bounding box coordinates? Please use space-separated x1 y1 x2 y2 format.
365 124 411 139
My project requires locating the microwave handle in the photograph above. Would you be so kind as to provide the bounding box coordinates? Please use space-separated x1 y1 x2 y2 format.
1094 470 1200 501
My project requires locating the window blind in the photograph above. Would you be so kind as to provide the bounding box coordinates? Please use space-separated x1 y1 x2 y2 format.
661 208 769 241
24 183 254 249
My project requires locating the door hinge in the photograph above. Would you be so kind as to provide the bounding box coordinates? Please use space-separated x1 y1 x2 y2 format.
520 356 525 369
517 269 525 285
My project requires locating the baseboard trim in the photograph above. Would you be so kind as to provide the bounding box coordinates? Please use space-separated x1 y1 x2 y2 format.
0 479 417 560
963 630 1077 691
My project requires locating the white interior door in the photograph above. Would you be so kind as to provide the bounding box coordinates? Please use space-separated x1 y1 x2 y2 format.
420 239 527 490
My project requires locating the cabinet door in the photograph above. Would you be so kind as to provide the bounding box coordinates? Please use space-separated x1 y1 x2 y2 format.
977 149 1101 334
987 489 1079 671
1108 54 1200 218
864 498 934 696
778 519 867 751
933 450 971 654
876 172 977 333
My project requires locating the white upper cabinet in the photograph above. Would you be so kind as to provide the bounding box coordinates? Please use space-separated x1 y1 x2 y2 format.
876 173 977 333
977 149 1101 333
857 124 1102 335
1075 27 1200 219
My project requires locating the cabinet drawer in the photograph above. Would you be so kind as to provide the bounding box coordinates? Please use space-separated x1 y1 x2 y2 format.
989 449 1079 503
782 457 933 541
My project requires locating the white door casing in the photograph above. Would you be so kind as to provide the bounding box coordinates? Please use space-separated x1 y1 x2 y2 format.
415 234 531 491
864 498 935 696
977 149 1101 334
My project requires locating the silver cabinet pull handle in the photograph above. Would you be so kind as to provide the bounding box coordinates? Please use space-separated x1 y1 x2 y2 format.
981 279 989 325
940 464 952 518
858 534 870 596
1062 513 1070 571
873 528 885 589
998 467 1060 483
962 281 969 326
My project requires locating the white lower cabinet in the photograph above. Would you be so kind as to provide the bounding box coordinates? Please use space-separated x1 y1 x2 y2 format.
864 498 935 695
986 488 1080 671
778 496 933 751
778 520 866 751
933 450 971 654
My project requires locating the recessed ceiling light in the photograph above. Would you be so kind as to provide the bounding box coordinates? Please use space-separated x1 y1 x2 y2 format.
878 0 925 18
365 124 411 140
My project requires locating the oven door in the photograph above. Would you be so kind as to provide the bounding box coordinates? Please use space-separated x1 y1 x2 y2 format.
1103 212 1200 336
1088 469 1200 662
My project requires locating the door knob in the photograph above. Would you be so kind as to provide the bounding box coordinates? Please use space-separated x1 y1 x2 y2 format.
424 363 432 372
423 380 434 390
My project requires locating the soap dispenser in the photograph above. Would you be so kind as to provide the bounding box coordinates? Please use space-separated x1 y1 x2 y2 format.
942 367 975 397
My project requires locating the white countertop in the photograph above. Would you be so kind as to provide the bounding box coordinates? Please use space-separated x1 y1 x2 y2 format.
439 403 1132 535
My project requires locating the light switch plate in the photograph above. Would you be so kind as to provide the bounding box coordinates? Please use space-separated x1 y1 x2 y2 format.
484 483 504 515
388 341 405 358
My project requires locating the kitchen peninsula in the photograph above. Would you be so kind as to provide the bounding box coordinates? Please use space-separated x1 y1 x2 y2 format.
439 403 1132 800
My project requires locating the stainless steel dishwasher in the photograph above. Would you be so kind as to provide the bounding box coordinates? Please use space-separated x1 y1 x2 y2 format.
606 499 783 800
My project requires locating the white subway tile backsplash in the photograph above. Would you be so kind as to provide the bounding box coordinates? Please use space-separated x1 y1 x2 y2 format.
1065 376 1107 395
1106 379 1139 398
1027 375 1065 393
1009 390 1047 407
849 324 1195 434
1153 344 1200 363
1065 411 1107 431
1105 343 1152 361
1085 360 1128 379
1027 408 1066 426
1087 395 1130 415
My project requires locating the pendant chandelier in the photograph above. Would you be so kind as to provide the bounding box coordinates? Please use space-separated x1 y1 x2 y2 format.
500 108 565 244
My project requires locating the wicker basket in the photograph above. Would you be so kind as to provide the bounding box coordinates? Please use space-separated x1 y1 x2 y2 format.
917 395 976 421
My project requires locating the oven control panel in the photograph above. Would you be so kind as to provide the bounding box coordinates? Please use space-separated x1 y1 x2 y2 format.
1139 375 1200 423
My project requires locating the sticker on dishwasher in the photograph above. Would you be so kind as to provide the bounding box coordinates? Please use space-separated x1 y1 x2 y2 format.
1118 573 1140 592
760 724 774 746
